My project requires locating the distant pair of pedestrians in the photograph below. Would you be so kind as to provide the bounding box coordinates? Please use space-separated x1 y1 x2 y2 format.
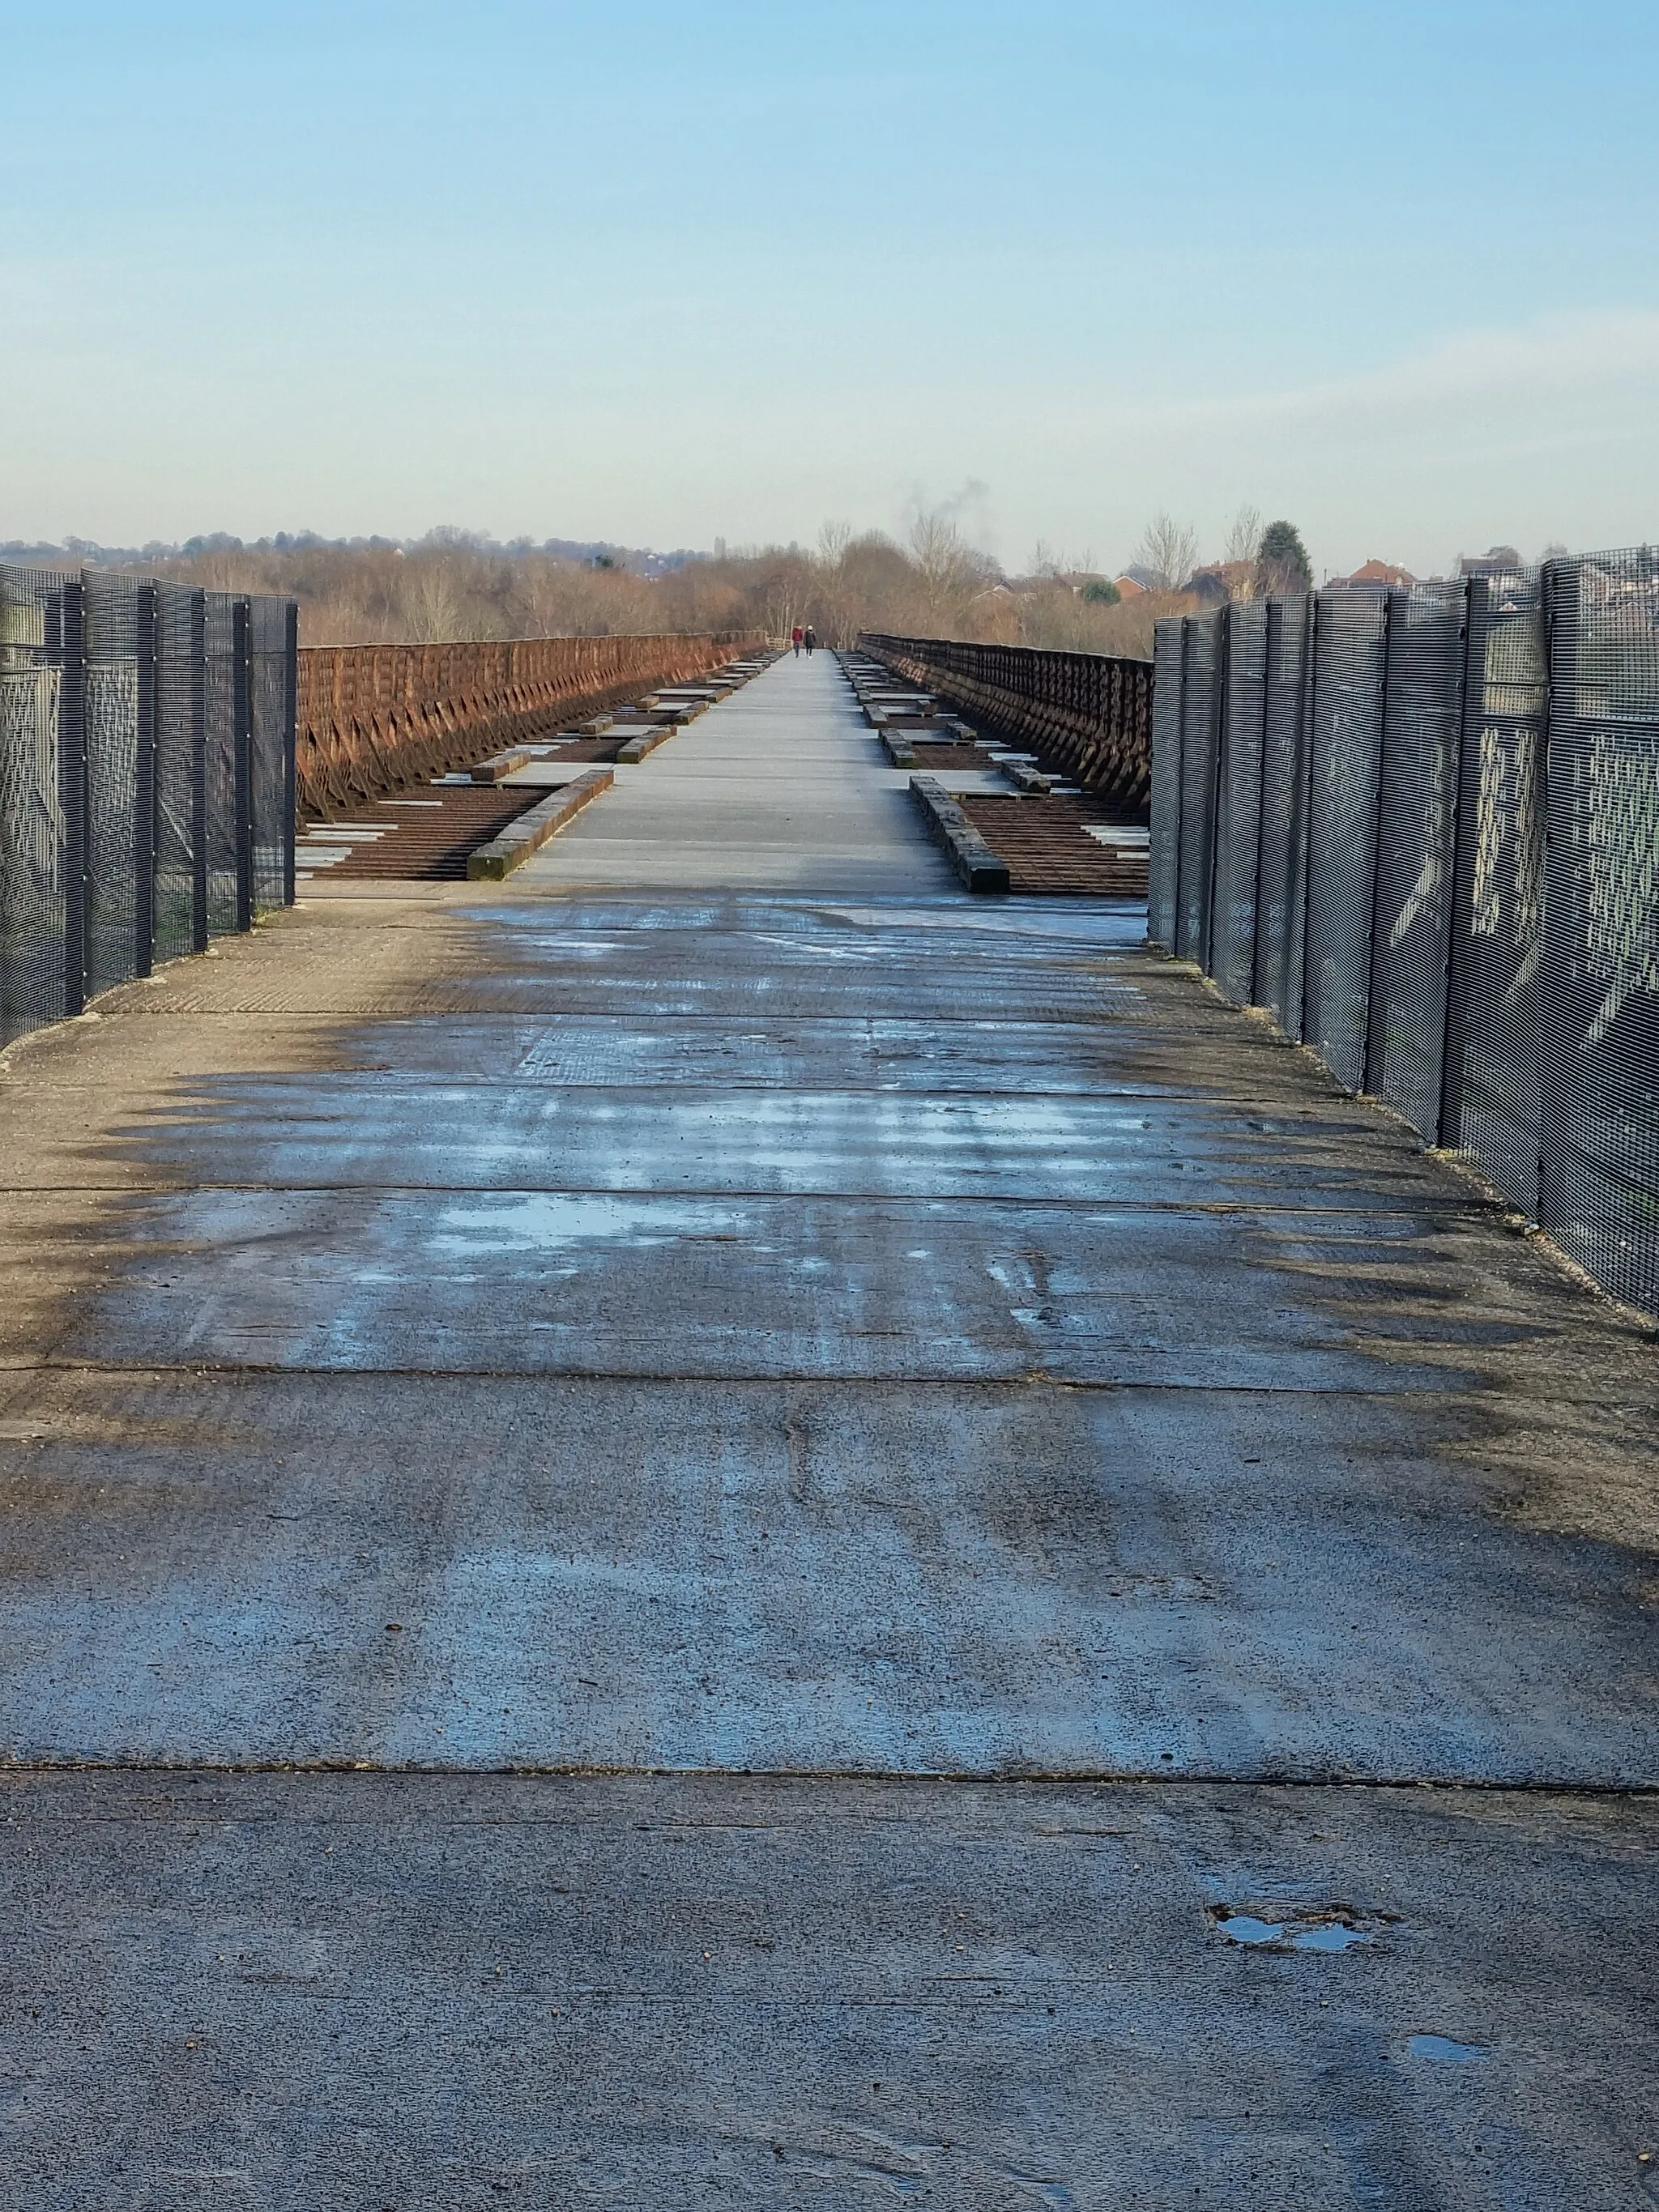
791 625 817 657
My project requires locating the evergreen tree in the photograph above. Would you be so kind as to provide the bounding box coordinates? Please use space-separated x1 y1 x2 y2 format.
1259 520 1311 592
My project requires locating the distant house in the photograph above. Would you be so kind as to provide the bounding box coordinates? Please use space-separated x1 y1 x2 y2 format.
1458 546 1523 578
1185 559 1263 605
1328 558 1416 595
1111 574 1149 601
1185 565 1232 606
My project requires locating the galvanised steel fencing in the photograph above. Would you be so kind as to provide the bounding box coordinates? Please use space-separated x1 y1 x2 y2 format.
1 563 297 1049
1149 550 1659 1321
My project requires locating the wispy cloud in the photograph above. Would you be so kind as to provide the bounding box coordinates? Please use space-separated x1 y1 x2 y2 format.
1132 311 1659 434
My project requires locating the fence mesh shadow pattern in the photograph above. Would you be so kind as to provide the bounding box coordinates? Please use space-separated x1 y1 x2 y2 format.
1 563 297 1049
1148 552 1659 1322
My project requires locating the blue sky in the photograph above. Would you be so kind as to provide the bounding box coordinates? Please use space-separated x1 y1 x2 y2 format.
2 0 1655 575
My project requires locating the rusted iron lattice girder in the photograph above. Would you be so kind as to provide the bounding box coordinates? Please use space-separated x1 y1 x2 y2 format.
296 632 766 818
859 633 1154 814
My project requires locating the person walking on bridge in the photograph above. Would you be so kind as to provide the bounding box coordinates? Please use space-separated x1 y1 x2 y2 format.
791 624 804 657
804 624 817 656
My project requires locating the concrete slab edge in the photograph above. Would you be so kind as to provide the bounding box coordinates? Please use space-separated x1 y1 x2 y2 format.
466 769 615 880
908 774 1010 895
616 727 675 765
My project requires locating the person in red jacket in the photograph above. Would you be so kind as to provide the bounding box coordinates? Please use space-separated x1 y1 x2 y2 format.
791 625 804 657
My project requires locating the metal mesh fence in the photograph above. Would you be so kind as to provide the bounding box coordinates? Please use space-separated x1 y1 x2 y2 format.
1443 573 1548 1217
1254 595 1315 1036
1303 592 1388 1091
83 573 143 1000
155 584 205 965
1537 551 1659 1314
203 593 241 940
1211 599 1267 1005
1147 620 1185 948
250 596 296 912
1175 616 1220 961
0 561 295 1050
0 566 72 1042
1366 582 1465 1139
1148 552 1659 1320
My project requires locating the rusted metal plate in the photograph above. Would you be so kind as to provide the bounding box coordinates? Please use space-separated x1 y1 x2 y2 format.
957 794 1151 895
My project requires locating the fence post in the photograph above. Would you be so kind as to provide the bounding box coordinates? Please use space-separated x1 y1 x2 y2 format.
58 579 88 1016
1248 600 1278 1008
283 599 299 905
1170 619 1192 940
232 599 254 931
1534 557 1566 1239
190 589 209 953
1363 589 1400 1094
134 584 158 978
1294 592 1322 1045
1204 605 1233 974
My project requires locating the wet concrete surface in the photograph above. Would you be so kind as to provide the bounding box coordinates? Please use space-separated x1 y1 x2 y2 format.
0 1368 1651 1781
0 651 1654 2203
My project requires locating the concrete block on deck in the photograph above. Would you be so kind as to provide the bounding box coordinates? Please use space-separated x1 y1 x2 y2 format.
469 748 535 784
1002 759 1054 794
467 769 614 880
909 774 1009 895
616 727 672 765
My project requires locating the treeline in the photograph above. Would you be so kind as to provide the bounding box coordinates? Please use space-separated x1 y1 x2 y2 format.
134 511 1308 658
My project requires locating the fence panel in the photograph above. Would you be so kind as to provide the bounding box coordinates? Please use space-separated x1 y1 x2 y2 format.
1175 615 1222 961
1211 601 1268 1005
1147 619 1185 948
251 597 296 911
1254 595 1315 1035
84 572 144 999
203 593 241 940
1366 583 1466 1140
0 567 70 1044
155 585 206 962
1442 573 1547 1209
1537 552 1659 1315
1303 592 1388 1090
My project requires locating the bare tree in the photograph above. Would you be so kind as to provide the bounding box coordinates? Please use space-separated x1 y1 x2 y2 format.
154 512 1140 654
1132 514 1201 594
1223 505 1264 566
1222 505 1265 599
811 522 867 647
401 561 463 643
1030 541 1098 582
908 509 1000 632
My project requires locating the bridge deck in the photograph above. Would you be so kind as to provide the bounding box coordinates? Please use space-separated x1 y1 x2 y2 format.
0 651 1653 2203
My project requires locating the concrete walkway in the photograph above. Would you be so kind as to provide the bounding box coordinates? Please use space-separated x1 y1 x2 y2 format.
515 642 953 895
0 650 1654 2206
